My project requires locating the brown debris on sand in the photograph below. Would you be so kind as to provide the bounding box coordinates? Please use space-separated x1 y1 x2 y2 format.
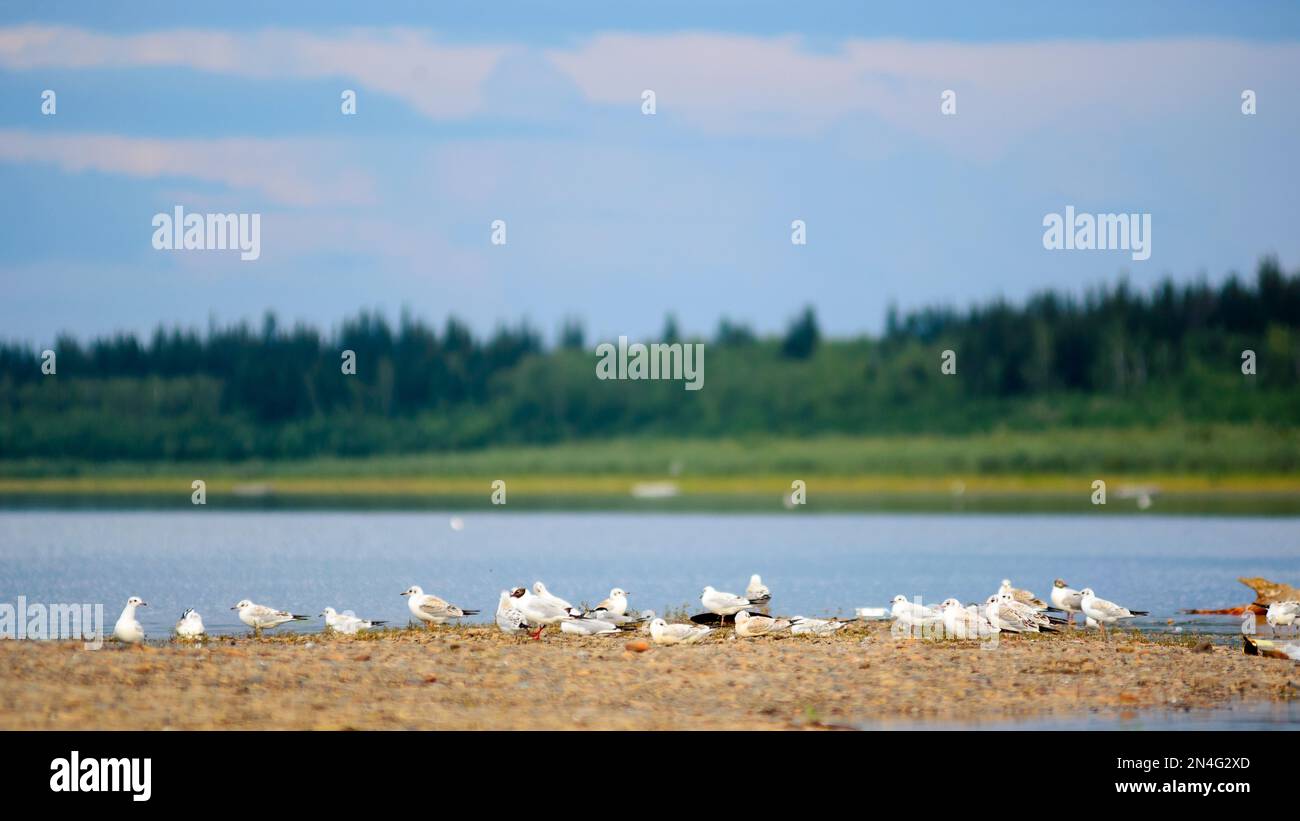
1185 576 1299 615
1239 576 1300 604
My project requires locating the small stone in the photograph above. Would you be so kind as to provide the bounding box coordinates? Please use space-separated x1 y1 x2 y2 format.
625 640 651 653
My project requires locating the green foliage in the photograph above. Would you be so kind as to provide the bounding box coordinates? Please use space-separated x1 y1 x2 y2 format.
1 260 1297 462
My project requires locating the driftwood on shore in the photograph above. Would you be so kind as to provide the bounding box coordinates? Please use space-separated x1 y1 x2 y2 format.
1186 576 1300 615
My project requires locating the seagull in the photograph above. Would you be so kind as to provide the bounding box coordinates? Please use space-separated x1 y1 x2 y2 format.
174 608 205 639
701 585 760 619
560 618 623 637
113 596 147 644
649 618 712 645
1265 600 1300 629
998 579 1047 610
941 599 995 640
401 585 479 628
1050 579 1085 628
586 588 647 624
495 590 533 637
509 587 576 639
532 581 583 618
889 595 944 626
591 587 630 616
985 595 1057 633
1079 588 1148 639
745 574 771 604
321 607 387 635
734 610 791 638
789 616 850 636
1001 594 1061 628
232 599 310 634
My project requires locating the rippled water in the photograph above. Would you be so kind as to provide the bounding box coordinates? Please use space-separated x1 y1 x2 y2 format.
1 510 1297 639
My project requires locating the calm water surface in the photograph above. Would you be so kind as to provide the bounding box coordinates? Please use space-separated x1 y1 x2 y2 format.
1 510 1297 639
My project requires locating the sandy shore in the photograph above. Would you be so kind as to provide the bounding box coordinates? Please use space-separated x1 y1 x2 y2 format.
0 624 1295 730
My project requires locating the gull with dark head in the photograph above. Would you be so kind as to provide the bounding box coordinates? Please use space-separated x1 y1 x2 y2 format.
510 586 576 639
495 590 533 637
1050 579 1085 628
174 607 205 639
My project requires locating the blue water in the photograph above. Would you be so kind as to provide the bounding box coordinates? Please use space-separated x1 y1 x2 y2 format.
1 510 1297 638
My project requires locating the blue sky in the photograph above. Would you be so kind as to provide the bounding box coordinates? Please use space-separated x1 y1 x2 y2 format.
2 2 1298 346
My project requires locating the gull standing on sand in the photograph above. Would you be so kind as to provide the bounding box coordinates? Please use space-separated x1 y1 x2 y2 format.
321 607 387 635
941 599 995 640
649 618 712 645
998 579 1047 610
495 590 533 636
1050 579 1085 628
1265 600 1300 629
733 610 791 638
701 586 761 619
174 608 205 639
509 587 576 639
113 596 147 644
890 595 944 626
232 599 310 634
745 574 771 604
1079 588 1148 638
532 581 583 618
789 616 850 636
401 585 479 628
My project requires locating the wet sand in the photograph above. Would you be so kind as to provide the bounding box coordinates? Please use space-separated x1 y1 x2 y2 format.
0 624 1295 730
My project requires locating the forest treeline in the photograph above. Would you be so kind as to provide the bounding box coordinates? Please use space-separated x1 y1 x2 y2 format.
1 258 1298 461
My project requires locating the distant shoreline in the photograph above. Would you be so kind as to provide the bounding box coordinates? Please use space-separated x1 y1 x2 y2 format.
2 472 1298 514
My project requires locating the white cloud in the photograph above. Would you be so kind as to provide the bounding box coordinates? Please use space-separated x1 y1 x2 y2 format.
0 24 506 120
0 130 375 206
547 34 1300 153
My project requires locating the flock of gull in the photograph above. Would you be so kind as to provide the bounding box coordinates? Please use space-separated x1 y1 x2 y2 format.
109 573 1300 646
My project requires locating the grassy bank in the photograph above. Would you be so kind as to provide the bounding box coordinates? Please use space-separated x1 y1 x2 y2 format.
1 426 1297 512
2 424 1297 479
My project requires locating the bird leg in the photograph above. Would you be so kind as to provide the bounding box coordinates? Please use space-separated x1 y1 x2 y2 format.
531 625 544 640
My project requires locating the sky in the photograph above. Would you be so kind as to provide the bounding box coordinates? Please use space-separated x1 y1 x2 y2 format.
2 1 1299 346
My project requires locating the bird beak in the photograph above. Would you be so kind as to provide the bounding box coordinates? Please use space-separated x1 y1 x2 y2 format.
140 602 148 607
230 605 238 610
